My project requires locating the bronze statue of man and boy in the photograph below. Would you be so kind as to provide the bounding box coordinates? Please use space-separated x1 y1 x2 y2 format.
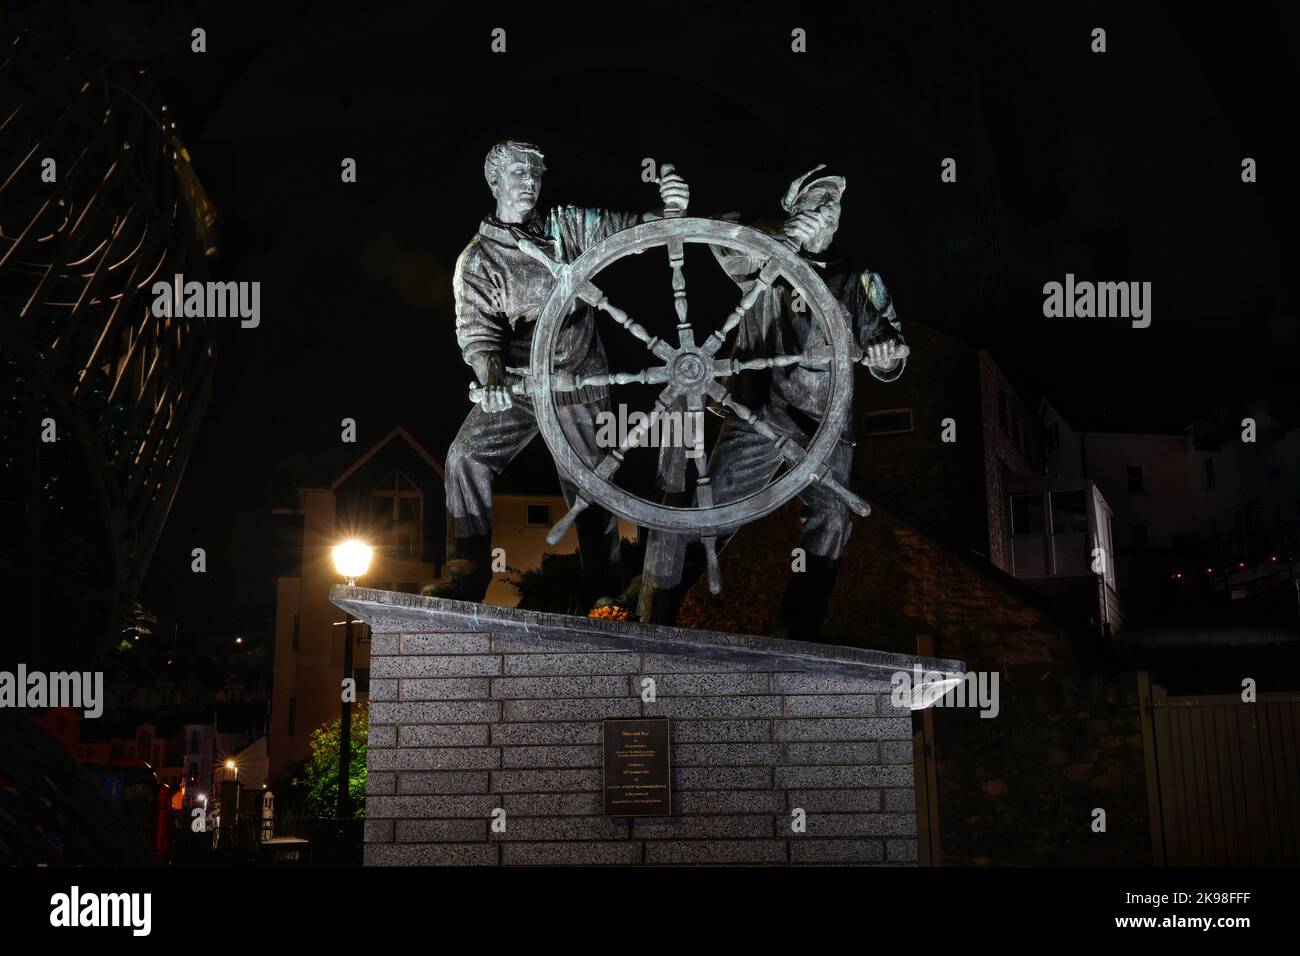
422 141 905 642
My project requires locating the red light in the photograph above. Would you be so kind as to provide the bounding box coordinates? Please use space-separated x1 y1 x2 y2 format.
1206 567 1215 574
1171 572 1183 580
1270 555 1279 562
1237 561 1246 568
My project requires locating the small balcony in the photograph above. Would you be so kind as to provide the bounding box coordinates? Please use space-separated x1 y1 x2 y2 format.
1005 476 1126 636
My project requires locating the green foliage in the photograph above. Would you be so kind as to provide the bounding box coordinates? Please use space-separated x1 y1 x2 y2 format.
509 551 585 614
509 537 644 613
302 703 368 820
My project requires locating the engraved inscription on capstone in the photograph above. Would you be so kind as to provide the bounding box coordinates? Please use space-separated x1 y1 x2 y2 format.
603 718 671 816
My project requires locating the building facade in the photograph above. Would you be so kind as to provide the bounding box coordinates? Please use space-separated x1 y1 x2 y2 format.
268 426 633 778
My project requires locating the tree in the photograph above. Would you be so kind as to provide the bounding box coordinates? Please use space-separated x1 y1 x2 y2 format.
509 537 644 613
302 703 368 819
508 551 585 614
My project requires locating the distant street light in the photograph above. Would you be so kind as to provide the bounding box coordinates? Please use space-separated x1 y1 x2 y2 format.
330 538 372 820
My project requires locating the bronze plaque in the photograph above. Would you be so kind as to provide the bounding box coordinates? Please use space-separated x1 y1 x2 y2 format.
603 718 672 816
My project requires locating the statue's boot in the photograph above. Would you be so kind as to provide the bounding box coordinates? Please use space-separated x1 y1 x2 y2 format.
771 555 843 642
592 574 643 613
421 534 493 602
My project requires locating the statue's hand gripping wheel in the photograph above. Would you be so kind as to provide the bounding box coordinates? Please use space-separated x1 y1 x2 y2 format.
467 182 908 596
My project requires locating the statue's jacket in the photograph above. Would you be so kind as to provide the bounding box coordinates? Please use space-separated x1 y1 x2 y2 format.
711 229 907 438
452 206 641 406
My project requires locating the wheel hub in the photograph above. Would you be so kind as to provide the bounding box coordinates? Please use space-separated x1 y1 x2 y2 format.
669 349 709 388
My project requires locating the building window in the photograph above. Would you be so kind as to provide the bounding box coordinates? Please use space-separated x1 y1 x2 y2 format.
1050 489 1089 533
1126 465 1144 495
1132 524 1149 548
1011 495 1047 535
371 471 423 558
1205 457 1216 490
355 668 371 695
291 612 300 651
288 697 296 737
188 731 200 754
188 762 198 782
861 408 914 436
526 503 551 526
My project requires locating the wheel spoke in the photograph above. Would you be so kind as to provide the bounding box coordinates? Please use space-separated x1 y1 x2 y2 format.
819 475 872 517
694 476 723 595
701 254 784 358
704 381 870 517
546 495 590 546
588 383 683 486
578 280 675 362
713 352 817 376
666 236 694 349
551 366 671 392
704 380 806 468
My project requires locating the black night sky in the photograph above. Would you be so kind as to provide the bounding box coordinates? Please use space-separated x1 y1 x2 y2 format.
136 1 1299 641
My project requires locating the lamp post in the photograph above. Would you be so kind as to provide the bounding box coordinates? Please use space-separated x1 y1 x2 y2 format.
331 539 372 820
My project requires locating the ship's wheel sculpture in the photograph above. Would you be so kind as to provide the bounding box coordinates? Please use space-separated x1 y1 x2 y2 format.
470 203 906 598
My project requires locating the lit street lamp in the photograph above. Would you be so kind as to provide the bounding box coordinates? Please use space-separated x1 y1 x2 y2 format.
333 539 373 587
331 539 372 819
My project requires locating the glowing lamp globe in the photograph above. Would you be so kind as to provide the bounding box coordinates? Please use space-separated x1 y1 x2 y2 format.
332 540 373 585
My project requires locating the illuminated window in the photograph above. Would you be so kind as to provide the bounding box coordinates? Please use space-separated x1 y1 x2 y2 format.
371 471 423 558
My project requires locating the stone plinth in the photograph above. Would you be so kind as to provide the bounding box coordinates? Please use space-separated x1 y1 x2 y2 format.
332 586 964 866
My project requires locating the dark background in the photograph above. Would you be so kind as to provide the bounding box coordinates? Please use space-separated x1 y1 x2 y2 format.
135 1 1299 641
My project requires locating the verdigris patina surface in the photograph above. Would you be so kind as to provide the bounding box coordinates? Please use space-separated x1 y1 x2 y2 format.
432 147 910 640
426 141 690 607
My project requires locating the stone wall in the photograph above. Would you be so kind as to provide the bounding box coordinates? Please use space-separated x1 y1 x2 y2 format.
334 588 964 867
676 504 1153 865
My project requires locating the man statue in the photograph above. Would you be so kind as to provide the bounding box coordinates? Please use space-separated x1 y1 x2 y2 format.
638 165 906 640
424 141 689 606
